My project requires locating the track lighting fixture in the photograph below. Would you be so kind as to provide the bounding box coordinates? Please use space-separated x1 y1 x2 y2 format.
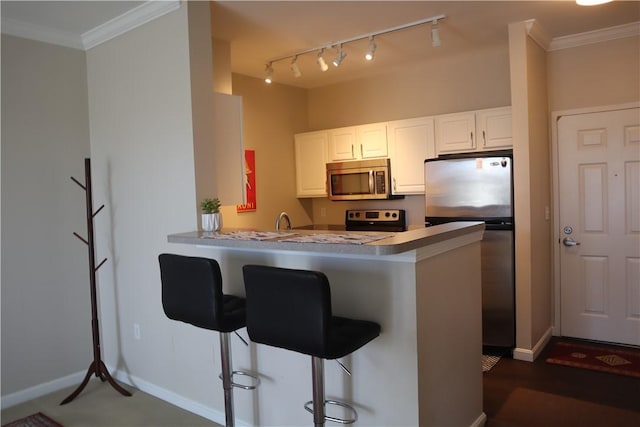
263 14 445 83
332 44 346 67
317 49 329 72
291 56 302 78
264 62 273 84
431 19 440 48
365 36 376 61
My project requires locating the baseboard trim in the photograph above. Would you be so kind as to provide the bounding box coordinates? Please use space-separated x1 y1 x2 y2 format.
471 412 488 427
1 368 250 427
112 369 252 427
513 328 553 362
1 370 86 410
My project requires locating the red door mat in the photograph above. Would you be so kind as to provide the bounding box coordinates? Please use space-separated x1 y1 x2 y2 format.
2 412 63 427
546 341 640 378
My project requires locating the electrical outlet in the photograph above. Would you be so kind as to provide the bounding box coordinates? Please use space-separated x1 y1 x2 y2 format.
134 323 141 340
320 207 326 217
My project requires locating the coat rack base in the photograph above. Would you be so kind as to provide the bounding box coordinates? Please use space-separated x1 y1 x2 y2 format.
60 360 131 405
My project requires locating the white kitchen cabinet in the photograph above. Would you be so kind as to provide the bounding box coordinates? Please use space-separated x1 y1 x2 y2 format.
328 122 387 161
435 106 512 155
294 131 328 197
476 106 512 150
328 126 357 160
387 117 436 195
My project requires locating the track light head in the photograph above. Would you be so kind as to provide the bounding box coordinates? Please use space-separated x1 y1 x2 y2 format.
264 63 273 84
290 56 302 78
365 37 376 61
317 49 329 72
431 19 441 47
332 45 346 67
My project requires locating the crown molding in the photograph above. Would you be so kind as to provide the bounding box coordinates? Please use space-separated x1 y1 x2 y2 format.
82 1 181 50
1 1 181 51
1 16 83 50
549 21 640 51
525 19 552 51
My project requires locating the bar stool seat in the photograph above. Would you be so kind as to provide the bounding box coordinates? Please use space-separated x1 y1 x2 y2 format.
159 254 259 427
242 264 380 426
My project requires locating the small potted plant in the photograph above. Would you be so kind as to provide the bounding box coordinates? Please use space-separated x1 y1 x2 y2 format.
200 197 222 232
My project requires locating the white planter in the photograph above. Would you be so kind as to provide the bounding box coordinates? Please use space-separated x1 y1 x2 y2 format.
202 213 222 232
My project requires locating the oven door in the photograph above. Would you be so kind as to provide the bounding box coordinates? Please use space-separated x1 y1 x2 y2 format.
328 166 388 200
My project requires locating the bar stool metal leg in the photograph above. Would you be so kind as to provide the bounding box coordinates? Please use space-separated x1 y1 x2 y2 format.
312 356 325 427
220 332 235 427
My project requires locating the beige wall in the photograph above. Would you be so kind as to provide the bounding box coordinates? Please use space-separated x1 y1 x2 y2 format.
508 21 553 357
308 43 511 129
547 36 640 112
526 36 552 348
1 35 91 396
226 74 312 229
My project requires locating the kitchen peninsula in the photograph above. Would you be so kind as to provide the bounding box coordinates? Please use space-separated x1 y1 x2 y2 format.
168 222 486 427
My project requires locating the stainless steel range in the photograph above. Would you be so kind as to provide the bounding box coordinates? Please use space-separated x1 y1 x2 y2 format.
345 209 407 232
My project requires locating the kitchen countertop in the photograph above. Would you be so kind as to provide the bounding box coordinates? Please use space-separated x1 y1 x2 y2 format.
168 221 484 256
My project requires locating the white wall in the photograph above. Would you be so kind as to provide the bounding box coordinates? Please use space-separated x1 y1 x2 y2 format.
1 35 91 398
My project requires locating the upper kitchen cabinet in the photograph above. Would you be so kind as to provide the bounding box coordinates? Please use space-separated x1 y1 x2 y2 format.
328 122 388 161
435 106 512 155
387 116 436 195
295 130 329 197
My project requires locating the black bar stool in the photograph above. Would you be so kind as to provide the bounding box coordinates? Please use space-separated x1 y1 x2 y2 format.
158 254 259 427
242 265 381 426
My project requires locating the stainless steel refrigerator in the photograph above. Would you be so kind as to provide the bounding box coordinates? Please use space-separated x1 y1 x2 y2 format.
424 151 515 349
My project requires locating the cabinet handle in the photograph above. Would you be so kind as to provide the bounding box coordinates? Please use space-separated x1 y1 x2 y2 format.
471 131 475 148
360 144 364 159
351 145 354 159
393 177 397 191
482 130 487 147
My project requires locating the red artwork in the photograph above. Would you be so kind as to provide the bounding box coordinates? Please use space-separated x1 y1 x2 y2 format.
236 149 256 212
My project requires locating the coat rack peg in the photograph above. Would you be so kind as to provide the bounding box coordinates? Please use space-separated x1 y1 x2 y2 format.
71 176 86 190
95 258 107 271
73 232 89 245
61 158 131 405
93 204 105 217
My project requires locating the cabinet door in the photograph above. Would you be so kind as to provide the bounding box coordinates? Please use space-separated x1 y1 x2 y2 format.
435 112 476 154
294 131 328 197
357 122 388 159
328 127 357 161
477 107 512 150
388 117 435 195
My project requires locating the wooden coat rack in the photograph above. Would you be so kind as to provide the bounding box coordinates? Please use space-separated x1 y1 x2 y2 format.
61 158 131 405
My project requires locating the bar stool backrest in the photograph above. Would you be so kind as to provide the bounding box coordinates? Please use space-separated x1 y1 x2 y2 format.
242 265 331 357
159 253 225 331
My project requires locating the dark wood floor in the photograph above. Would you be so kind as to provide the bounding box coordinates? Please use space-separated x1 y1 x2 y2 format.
483 337 640 427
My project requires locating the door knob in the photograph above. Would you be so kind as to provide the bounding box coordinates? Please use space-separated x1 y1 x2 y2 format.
562 237 581 247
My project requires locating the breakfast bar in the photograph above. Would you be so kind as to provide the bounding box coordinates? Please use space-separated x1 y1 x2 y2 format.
167 222 486 427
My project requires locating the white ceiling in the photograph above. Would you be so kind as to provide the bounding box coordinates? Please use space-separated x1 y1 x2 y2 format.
2 1 639 88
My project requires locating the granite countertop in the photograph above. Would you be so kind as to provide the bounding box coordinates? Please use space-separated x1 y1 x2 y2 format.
168 222 485 256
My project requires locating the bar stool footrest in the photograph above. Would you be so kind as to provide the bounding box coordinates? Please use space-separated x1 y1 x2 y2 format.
304 399 358 424
219 370 260 390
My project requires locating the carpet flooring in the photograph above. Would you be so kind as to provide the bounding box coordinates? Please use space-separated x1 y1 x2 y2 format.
0 381 218 427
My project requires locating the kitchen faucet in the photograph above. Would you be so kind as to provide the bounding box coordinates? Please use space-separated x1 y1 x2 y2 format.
275 211 292 231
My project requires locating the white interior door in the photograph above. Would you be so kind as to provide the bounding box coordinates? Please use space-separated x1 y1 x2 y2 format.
558 107 640 346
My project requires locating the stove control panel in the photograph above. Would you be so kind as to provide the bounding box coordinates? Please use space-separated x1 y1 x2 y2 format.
345 209 406 231
347 209 402 222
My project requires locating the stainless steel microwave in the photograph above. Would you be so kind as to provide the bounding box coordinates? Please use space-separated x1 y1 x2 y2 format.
326 158 394 201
